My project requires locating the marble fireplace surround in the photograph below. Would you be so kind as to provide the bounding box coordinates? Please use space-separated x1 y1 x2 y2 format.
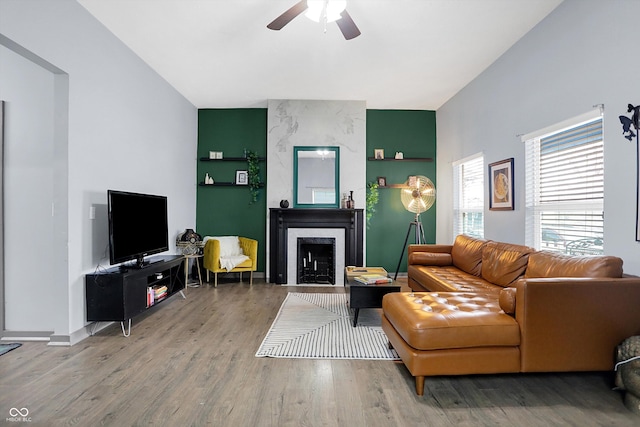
266 100 367 283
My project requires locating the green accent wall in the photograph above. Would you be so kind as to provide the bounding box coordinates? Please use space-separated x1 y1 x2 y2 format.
196 109 268 272
366 110 437 274
196 108 436 277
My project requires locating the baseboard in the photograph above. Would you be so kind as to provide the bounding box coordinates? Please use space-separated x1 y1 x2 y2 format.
1 330 53 342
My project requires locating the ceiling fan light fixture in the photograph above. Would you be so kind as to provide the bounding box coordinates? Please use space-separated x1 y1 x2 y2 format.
305 0 347 23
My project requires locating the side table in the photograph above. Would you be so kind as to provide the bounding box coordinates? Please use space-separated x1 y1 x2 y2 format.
184 254 203 290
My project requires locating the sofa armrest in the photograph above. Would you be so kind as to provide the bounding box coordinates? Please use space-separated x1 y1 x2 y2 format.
515 277 640 372
408 244 454 266
203 239 221 272
238 237 258 270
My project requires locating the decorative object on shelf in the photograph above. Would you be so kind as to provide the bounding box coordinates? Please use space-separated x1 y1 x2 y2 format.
394 175 436 279
204 173 214 185
280 199 289 208
374 148 384 160
209 151 216 159
366 181 379 227
246 150 262 203
346 190 355 209
377 176 387 187
488 158 514 211
394 152 404 159
235 170 249 185
341 192 348 209
619 103 640 143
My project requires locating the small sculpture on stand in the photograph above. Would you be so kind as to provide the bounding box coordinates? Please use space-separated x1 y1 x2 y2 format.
177 228 203 255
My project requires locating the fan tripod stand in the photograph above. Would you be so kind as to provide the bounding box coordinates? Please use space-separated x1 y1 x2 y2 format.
394 213 426 280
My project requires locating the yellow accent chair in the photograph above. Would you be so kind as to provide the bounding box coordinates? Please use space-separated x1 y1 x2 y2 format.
203 236 258 287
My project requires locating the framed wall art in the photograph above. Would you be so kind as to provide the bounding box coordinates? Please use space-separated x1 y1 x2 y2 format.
235 170 248 185
488 158 514 211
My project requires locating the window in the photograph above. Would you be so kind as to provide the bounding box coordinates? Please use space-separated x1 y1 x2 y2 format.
453 153 484 240
524 110 604 255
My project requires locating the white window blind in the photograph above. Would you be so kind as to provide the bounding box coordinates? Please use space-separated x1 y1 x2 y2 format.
525 115 604 255
453 154 484 240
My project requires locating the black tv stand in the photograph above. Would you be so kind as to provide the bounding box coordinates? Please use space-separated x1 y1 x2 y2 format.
121 257 163 270
86 255 185 336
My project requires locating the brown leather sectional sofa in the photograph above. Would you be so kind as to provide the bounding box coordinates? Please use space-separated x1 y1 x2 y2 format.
382 234 640 395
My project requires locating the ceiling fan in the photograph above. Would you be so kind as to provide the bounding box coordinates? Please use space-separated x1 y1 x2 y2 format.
267 0 361 40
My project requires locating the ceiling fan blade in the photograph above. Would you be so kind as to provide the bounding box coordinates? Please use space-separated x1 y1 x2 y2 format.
336 9 361 40
267 0 309 30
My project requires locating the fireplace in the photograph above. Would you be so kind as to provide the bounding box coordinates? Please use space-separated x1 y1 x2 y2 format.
269 208 364 284
297 237 336 284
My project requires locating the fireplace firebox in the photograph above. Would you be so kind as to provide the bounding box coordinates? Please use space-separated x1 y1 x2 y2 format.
297 238 335 284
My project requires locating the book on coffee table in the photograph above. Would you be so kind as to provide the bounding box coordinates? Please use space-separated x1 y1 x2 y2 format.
345 266 388 279
353 274 393 285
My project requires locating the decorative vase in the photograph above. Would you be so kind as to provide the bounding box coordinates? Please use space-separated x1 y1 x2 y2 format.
280 200 289 208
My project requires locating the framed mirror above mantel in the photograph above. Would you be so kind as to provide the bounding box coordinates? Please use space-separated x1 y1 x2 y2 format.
293 146 340 208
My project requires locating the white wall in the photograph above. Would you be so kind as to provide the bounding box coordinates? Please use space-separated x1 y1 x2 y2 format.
436 0 640 274
0 44 58 333
0 0 197 343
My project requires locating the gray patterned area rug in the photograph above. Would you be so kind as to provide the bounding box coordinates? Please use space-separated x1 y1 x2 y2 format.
255 292 399 360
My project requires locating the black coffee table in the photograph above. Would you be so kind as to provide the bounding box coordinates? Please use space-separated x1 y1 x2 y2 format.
345 275 401 327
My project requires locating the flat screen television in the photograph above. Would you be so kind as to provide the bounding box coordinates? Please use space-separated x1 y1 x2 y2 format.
107 190 169 268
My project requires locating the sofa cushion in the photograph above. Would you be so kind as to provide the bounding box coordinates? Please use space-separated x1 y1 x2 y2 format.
408 265 504 294
408 252 453 266
524 251 623 278
382 292 520 351
499 287 517 315
481 241 534 287
451 234 488 276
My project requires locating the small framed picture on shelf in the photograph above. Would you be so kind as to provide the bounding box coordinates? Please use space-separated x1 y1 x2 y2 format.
488 157 514 211
374 148 384 160
235 170 249 185
377 176 387 187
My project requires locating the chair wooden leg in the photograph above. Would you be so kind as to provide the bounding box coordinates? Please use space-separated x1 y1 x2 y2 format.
249 271 253 286
206 270 210 286
415 376 425 396
239 272 243 282
214 273 218 288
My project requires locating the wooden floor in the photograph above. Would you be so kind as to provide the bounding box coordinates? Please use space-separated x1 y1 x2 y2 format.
1 279 638 426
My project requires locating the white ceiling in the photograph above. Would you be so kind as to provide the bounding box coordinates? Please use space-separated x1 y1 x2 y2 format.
77 0 563 110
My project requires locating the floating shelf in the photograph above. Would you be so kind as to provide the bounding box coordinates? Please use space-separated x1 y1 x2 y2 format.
199 157 266 162
199 182 264 187
378 184 409 189
367 157 433 162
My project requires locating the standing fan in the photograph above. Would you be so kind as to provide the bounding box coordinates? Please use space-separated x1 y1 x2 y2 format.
394 176 436 279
